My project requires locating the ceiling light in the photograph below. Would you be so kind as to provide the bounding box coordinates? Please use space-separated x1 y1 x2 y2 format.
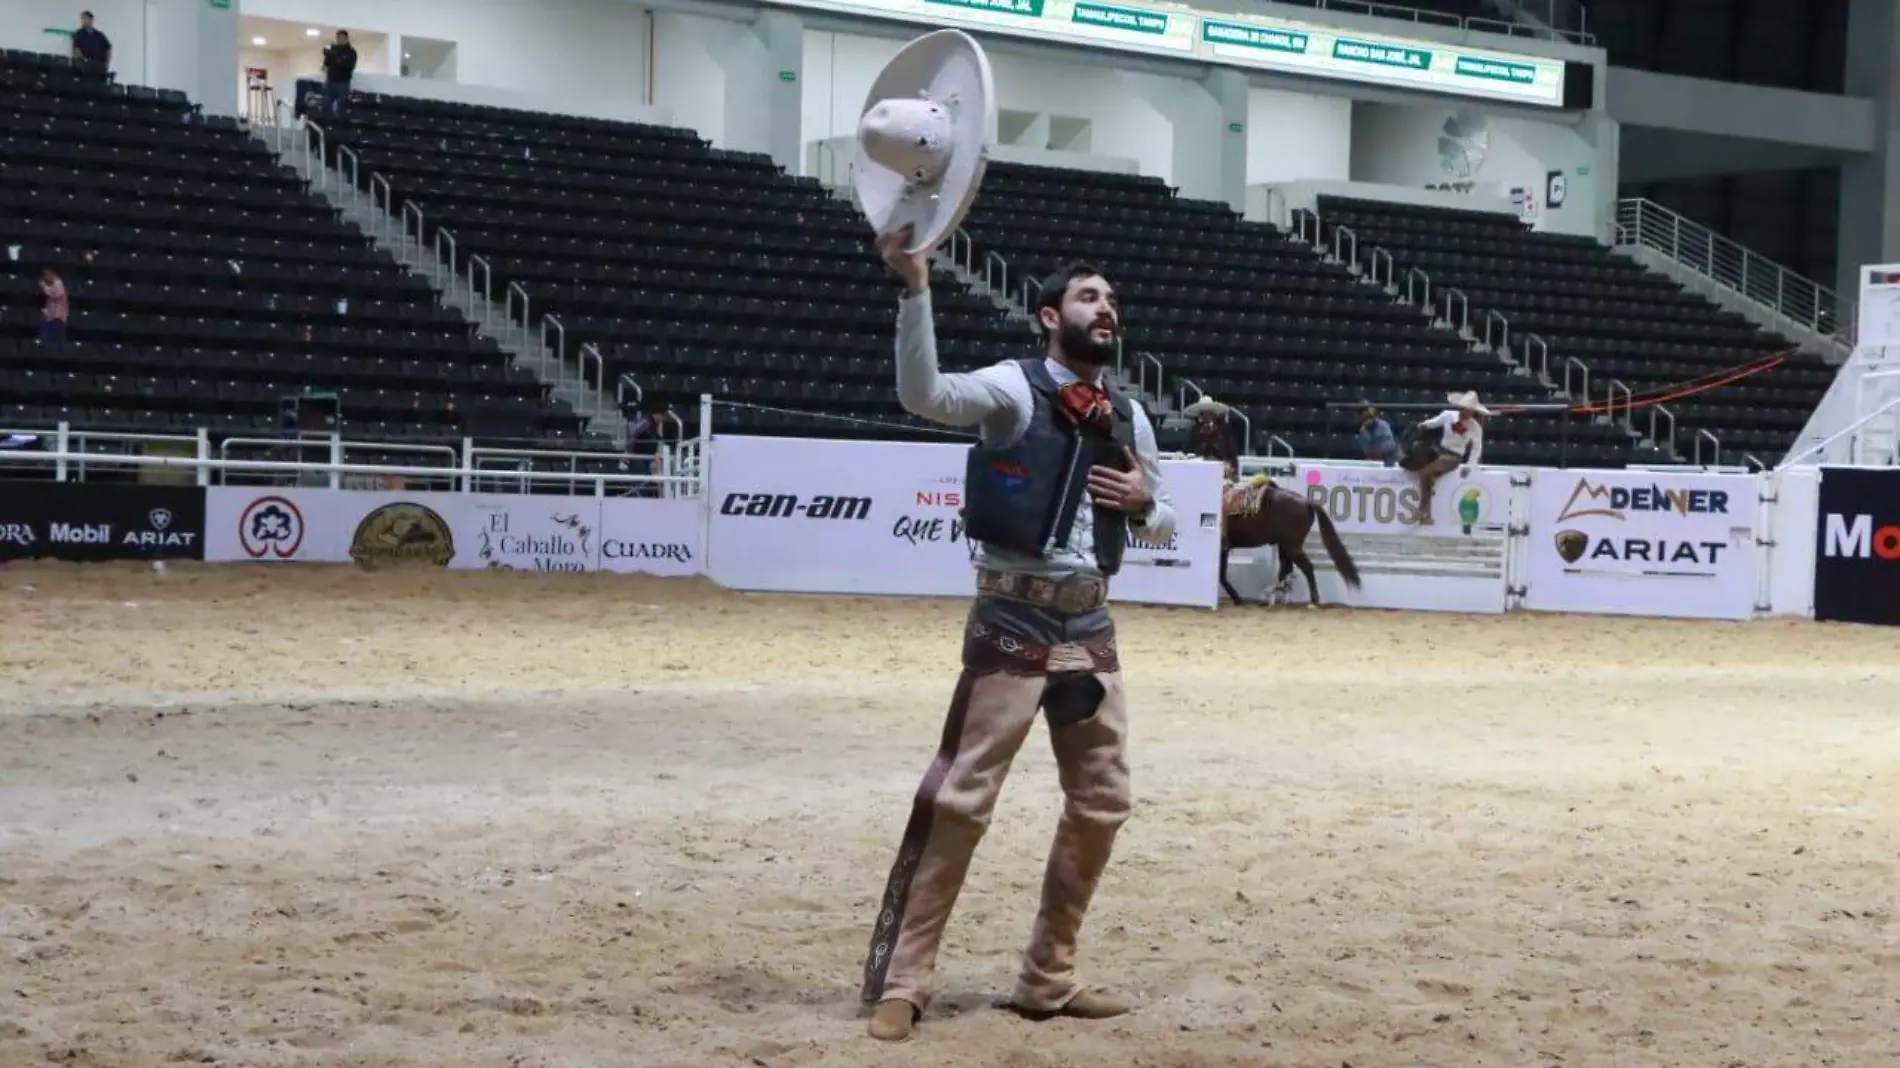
404 53 412 59
251 36 266 46
305 27 320 37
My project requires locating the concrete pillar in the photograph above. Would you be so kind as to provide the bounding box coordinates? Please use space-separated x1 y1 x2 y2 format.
711 10 802 173
1118 69 1245 210
1836 0 1900 300
144 0 238 115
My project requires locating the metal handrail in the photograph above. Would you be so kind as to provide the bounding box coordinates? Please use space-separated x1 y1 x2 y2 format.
301 118 327 182
1266 435 1294 458
1482 308 1510 354
1606 379 1633 428
468 254 492 308
1402 266 1432 309
1291 209 1318 246
334 145 360 209
1440 288 1470 335
400 201 425 265
1331 225 1358 273
1649 404 1678 456
433 226 457 295
1614 198 1852 349
1139 353 1165 401
1521 333 1550 383
368 174 394 245
1561 355 1589 406
1365 247 1394 291
617 373 644 408
985 251 1012 307
1694 428 1722 467
541 314 568 388
579 342 606 418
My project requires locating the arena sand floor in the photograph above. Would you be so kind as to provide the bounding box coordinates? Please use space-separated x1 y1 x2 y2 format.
1 562 1897 1068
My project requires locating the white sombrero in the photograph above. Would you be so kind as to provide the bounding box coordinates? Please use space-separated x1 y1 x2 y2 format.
1183 396 1231 418
1447 390 1495 416
850 29 998 256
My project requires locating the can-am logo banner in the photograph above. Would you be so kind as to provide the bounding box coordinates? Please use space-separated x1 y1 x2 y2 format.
1522 469 1758 620
0 483 206 562
706 434 1225 607
203 488 698 575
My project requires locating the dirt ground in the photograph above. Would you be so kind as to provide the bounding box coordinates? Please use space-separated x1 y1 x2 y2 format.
2 563 1899 1068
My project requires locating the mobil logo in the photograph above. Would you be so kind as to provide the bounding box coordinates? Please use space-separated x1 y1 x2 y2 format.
1821 512 1900 560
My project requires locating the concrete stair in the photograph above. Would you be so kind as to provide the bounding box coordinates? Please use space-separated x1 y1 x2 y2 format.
250 119 623 444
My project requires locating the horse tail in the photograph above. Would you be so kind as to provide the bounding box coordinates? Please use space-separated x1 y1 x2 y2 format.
1309 503 1362 588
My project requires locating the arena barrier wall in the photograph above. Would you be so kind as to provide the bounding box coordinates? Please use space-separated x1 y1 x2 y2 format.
702 435 1228 608
9 432 1895 625
202 487 700 574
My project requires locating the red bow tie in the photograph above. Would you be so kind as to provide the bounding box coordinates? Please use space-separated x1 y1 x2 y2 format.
1057 382 1113 435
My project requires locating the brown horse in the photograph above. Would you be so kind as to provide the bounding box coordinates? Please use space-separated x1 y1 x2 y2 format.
1219 479 1363 607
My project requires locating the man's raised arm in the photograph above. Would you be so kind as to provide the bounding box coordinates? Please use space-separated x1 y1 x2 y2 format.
893 289 1021 427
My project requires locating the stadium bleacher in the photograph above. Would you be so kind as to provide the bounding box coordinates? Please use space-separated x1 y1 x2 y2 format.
961 162 1638 467
4 44 1833 469
0 50 585 448
315 91 1034 443
1312 196 1838 464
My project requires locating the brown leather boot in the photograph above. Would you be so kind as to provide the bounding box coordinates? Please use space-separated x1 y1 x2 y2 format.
1006 989 1134 1021
867 998 918 1041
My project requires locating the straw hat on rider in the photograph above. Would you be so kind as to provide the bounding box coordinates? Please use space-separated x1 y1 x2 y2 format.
1447 390 1495 416
1183 396 1230 418
850 29 997 256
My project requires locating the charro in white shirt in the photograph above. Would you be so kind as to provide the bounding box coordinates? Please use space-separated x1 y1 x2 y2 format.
1419 407 1484 467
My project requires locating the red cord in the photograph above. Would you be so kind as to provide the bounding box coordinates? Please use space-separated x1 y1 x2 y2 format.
1491 347 1798 419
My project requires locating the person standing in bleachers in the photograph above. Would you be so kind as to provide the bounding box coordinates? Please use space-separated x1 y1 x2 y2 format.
624 397 679 497
70 10 111 81
321 31 358 121
37 269 69 346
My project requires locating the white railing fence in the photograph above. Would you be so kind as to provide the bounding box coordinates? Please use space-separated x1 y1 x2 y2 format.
0 424 704 499
1614 198 1853 353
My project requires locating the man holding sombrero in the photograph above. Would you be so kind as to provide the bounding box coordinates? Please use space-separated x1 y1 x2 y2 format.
848 29 1175 1044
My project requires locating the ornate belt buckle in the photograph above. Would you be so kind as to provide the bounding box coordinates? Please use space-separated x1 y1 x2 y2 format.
1054 576 1101 613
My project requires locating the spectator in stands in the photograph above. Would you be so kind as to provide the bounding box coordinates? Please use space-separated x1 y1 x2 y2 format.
1411 391 1491 524
625 396 680 497
37 268 69 345
71 11 110 80
1356 403 1399 466
321 31 358 120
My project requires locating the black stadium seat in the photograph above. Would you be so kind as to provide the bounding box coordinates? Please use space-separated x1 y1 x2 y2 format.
0 49 583 448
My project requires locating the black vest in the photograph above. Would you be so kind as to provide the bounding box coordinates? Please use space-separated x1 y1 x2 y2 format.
961 358 1139 576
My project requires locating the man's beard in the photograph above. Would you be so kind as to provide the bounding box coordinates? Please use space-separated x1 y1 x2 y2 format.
1056 318 1119 367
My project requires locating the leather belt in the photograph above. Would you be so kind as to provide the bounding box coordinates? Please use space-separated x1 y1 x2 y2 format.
975 568 1109 614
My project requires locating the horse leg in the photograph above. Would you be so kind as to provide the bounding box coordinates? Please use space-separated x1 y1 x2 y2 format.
1272 549 1295 606
1290 547 1322 607
1219 543 1246 606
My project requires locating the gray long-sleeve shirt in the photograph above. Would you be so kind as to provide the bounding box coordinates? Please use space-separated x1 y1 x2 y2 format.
892 290 1176 579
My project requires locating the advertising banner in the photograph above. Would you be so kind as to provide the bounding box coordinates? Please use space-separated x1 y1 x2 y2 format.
1284 461 1514 537
1523 469 1758 620
204 487 699 576
1812 466 1900 626
706 435 1225 607
0 482 206 562
729 3 1566 107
